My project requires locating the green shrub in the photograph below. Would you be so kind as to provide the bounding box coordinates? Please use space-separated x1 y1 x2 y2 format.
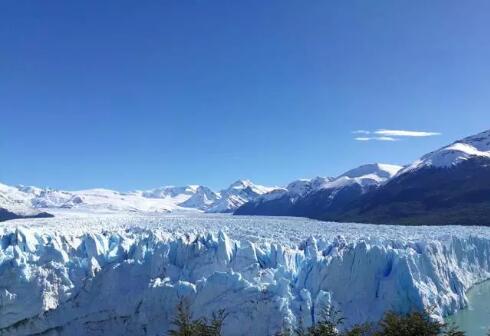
374 311 464 336
169 300 227 336
375 311 442 336
169 302 465 336
277 309 464 336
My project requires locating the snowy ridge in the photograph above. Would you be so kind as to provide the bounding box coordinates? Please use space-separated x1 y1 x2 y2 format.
291 164 400 196
254 177 335 203
399 129 490 174
331 163 402 190
1 214 490 335
206 180 279 213
251 163 401 206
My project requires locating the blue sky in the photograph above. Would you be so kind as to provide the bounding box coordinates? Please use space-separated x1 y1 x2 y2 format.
1 0 490 191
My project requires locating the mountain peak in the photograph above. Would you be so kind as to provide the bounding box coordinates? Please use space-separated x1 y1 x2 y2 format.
228 179 253 189
400 129 490 174
285 176 333 196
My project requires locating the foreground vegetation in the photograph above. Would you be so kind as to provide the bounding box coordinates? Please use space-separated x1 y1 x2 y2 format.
169 301 227 336
168 302 467 336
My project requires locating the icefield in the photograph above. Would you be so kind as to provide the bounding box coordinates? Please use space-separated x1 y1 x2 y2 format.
1 211 490 335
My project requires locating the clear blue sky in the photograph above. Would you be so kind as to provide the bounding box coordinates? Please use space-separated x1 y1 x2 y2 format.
1 0 489 191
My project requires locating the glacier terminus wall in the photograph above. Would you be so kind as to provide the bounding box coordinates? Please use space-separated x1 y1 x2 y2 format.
1 212 490 335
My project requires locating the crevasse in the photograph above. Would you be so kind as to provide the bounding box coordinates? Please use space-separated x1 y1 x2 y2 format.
1 227 490 336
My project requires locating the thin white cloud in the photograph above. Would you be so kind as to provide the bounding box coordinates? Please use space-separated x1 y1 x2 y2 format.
354 136 398 142
374 129 441 137
376 136 399 141
353 128 440 142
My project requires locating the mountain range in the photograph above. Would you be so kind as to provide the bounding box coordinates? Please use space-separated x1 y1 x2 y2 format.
0 179 277 221
236 129 490 225
234 163 402 218
2 129 490 225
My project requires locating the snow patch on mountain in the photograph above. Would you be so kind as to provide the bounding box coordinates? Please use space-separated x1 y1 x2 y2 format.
206 180 279 213
330 163 402 190
1 213 490 335
287 177 333 197
340 163 402 180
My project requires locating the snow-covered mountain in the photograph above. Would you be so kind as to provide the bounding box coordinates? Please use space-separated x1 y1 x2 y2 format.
0 183 53 221
139 185 221 211
178 186 220 209
287 176 333 198
234 163 402 217
16 187 179 213
0 180 277 221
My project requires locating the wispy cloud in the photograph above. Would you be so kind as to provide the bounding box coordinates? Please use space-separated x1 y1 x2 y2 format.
352 130 371 135
354 136 398 142
353 128 440 142
374 129 441 137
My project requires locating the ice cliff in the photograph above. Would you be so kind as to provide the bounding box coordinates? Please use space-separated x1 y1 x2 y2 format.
1 216 490 335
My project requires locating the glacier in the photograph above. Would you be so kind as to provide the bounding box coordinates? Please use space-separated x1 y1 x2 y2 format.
1 212 490 335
